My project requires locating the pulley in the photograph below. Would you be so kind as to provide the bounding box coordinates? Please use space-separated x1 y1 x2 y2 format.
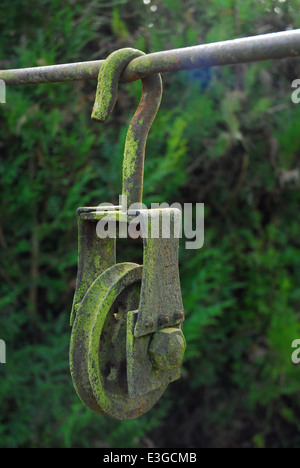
69 49 186 420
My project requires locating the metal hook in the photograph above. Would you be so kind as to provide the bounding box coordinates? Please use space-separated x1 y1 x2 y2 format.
91 48 162 210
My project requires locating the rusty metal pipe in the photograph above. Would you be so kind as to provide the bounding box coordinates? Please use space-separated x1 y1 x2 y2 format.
1 30 300 85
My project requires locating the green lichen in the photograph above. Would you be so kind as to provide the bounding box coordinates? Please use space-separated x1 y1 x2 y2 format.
70 49 180 420
123 125 138 183
70 260 167 420
70 214 116 326
138 56 151 72
70 207 185 419
91 48 144 123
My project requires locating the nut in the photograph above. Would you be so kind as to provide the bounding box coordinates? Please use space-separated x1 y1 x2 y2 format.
148 327 186 371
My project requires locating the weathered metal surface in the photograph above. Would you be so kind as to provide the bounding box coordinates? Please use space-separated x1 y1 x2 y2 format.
70 49 185 420
134 208 184 338
1 30 300 85
91 48 162 210
126 208 185 399
122 29 300 82
70 262 161 419
127 313 185 399
70 206 186 417
70 207 116 327
70 260 177 420
148 328 186 371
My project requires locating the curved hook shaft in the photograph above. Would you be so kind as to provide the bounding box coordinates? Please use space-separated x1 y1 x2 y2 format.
92 48 162 210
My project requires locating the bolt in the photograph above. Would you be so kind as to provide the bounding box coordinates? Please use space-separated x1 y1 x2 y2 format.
174 310 184 320
158 313 169 326
148 328 186 371
145 316 155 328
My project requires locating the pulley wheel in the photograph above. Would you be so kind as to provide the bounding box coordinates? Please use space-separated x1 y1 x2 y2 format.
69 262 167 420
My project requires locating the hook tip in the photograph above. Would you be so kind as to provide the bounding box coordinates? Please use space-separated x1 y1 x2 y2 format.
91 102 108 123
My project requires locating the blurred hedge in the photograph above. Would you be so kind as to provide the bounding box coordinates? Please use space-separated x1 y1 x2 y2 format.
0 0 300 448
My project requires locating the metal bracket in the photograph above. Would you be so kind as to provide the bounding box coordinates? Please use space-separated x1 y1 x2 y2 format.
133 208 184 337
70 206 117 327
126 208 185 398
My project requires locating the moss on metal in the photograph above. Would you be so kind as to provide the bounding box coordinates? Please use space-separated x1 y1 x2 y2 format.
70 50 185 421
70 262 168 420
122 125 138 191
70 210 116 327
90 47 162 209
91 48 145 123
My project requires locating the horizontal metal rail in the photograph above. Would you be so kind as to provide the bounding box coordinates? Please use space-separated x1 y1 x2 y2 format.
1 29 300 85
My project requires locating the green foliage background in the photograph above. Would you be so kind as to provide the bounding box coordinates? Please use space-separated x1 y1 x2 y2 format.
0 0 300 448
